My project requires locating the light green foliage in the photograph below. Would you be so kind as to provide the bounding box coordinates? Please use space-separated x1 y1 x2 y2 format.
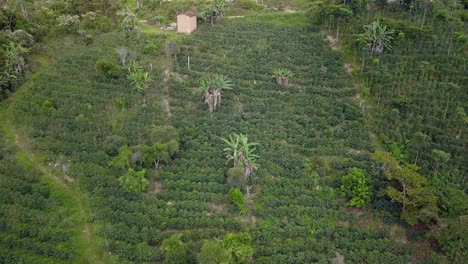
202 0 228 25
42 99 55 109
228 187 248 214
126 61 151 95
117 7 138 38
431 149 450 174
199 74 233 113
118 168 149 192
197 233 253 264
161 235 187 264
109 145 132 169
4 41 30 75
340 167 371 208
221 133 259 178
357 20 395 55
372 151 439 225
57 14 80 33
143 126 179 168
273 68 294 85
143 142 170 167
222 232 254 263
3 30 34 47
80 11 113 33
197 239 230 264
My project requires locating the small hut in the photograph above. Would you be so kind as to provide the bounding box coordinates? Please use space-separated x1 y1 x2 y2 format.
177 12 197 34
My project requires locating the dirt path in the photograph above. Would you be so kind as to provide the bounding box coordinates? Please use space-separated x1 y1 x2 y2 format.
1 109 111 264
162 69 173 118
0 56 112 264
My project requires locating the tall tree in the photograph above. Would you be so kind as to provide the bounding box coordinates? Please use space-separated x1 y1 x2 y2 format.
324 5 353 39
202 0 227 25
4 41 29 75
357 20 394 55
273 68 294 85
221 133 259 179
222 232 254 263
117 7 138 38
197 240 230 264
372 151 439 225
161 235 187 264
126 61 152 102
199 74 233 113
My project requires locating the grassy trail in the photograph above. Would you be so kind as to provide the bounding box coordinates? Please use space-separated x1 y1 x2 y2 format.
0 57 114 264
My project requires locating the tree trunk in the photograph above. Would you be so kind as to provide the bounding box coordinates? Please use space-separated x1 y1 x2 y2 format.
443 99 449 120
420 7 426 28
21 2 29 21
402 182 407 214
336 18 340 40
360 56 365 74
187 56 190 70
415 149 419 165
456 126 463 140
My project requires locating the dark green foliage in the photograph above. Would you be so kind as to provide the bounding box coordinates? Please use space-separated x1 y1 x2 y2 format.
372 151 439 225
431 216 467 263
2 11 451 263
0 132 79 262
227 166 246 191
164 41 180 57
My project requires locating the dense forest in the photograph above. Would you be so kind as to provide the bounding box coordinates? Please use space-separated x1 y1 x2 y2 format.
0 0 466 263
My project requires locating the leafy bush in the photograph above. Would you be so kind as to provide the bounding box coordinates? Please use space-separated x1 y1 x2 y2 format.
95 59 121 78
228 188 247 214
340 167 371 208
118 168 149 192
226 166 246 191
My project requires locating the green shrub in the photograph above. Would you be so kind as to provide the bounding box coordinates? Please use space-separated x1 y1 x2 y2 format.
94 59 121 78
228 187 248 214
118 168 149 192
341 167 371 208
144 43 159 55
43 99 56 109
226 166 246 191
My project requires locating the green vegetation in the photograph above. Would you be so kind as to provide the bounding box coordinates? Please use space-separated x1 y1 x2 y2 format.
119 168 149 192
340 167 371 208
0 0 466 263
161 235 188 264
229 187 248 214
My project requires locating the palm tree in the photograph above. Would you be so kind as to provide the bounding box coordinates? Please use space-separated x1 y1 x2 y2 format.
126 61 152 103
198 74 233 113
202 0 227 25
273 68 294 85
357 20 394 55
221 133 259 178
4 41 30 75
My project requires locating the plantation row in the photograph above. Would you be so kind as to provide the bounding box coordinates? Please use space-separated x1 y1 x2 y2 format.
3 14 446 263
0 130 81 263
